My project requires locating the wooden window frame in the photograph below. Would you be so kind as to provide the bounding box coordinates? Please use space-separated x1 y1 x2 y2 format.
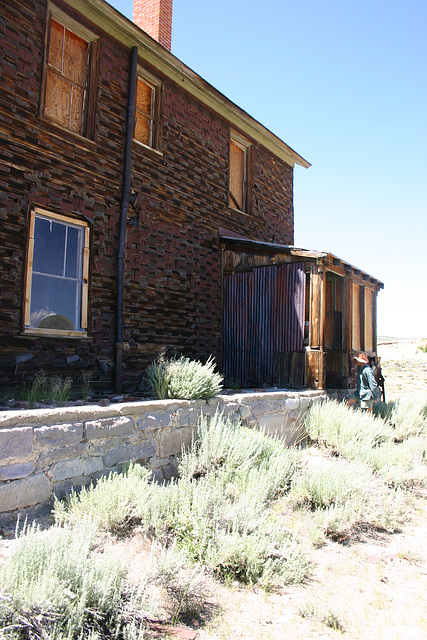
41 5 99 138
134 67 162 151
364 287 374 352
325 273 344 350
228 130 252 213
24 208 90 337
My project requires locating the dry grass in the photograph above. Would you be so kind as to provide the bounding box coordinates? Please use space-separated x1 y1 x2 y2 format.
195 340 427 640
2 340 427 640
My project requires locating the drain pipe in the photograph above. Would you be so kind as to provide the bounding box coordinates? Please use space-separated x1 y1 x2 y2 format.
115 45 138 394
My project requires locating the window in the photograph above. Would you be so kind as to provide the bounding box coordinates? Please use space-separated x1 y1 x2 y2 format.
134 70 162 149
325 274 344 350
229 131 251 212
24 209 90 335
43 10 98 136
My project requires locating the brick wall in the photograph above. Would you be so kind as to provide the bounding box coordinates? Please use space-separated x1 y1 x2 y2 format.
133 0 173 50
0 0 295 393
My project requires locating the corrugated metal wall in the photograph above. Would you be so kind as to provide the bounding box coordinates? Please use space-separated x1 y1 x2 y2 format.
223 262 306 386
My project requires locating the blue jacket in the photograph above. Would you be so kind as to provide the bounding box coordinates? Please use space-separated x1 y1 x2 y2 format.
357 365 380 401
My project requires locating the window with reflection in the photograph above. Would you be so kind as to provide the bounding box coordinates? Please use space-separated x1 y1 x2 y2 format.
24 209 89 334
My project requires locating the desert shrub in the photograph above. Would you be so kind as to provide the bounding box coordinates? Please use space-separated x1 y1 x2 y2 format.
147 543 210 623
305 399 393 460
299 599 344 631
146 354 223 400
206 523 309 587
384 393 427 441
0 522 147 640
179 410 299 490
301 477 408 545
288 446 410 544
55 412 307 588
366 437 427 488
54 463 153 532
290 458 374 511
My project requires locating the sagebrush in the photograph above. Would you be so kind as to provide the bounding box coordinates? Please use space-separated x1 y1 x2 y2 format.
145 354 223 399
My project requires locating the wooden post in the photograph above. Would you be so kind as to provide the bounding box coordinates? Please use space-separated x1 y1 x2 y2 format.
306 262 325 389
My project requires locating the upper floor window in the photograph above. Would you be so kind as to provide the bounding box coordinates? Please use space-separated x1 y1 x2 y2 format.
42 10 98 137
134 69 162 149
24 208 90 336
229 131 251 212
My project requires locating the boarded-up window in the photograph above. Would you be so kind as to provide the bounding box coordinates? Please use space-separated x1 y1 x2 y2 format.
229 132 251 212
45 19 90 134
24 209 90 336
135 78 154 146
134 71 161 149
364 288 374 352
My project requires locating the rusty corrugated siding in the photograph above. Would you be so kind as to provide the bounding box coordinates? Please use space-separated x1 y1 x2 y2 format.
223 262 305 386
276 261 306 352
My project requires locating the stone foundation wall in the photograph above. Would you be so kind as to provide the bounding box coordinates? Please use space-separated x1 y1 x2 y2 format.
0 390 325 525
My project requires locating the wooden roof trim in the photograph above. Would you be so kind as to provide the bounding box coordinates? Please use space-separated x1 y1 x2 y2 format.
220 236 325 260
63 0 311 169
220 236 384 289
325 252 384 289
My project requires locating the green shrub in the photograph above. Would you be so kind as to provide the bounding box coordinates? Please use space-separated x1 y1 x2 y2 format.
0 522 146 640
367 437 427 488
54 463 153 532
305 399 393 461
55 412 307 589
146 354 223 400
290 458 374 511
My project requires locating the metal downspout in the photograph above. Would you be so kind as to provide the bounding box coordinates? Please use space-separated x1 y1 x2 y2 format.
115 45 138 393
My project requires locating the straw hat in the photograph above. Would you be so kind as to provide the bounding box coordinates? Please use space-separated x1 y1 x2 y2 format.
354 352 369 365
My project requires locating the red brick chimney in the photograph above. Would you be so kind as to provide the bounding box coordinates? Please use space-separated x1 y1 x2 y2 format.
133 0 173 51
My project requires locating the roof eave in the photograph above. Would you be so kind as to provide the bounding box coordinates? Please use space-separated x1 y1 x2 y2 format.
63 0 311 169
220 236 384 289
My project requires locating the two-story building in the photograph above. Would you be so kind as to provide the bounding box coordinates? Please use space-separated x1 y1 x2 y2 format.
0 0 383 394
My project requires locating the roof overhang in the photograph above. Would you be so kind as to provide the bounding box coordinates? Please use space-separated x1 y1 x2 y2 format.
61 0 311 169
220 235 384 290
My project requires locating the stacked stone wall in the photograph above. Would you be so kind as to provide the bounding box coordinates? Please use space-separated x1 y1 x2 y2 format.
0 390 325 527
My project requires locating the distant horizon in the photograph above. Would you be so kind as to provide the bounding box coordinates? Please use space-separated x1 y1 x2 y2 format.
378 336 426 341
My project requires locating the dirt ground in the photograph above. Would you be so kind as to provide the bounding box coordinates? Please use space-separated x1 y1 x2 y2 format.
378 338 427 399
193 339 427 640
196 506 427 640
1 340 427 640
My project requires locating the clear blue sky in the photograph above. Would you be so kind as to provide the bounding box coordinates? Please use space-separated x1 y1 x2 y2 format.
111 0 427 338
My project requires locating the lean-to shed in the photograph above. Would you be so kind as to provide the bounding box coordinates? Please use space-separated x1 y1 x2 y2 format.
221 235 384 391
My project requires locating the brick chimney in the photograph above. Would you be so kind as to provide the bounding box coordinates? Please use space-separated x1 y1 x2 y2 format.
133 0 173 51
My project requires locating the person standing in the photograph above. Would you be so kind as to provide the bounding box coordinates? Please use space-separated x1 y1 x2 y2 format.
347 353 381 413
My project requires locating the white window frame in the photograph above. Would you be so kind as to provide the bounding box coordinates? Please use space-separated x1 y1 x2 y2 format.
24 208 90 337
